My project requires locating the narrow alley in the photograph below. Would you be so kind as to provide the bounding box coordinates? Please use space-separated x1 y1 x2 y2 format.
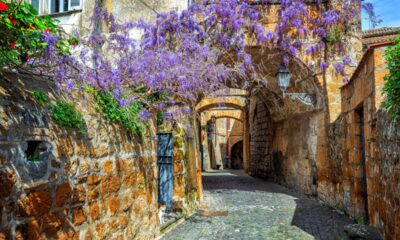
162 170 353 240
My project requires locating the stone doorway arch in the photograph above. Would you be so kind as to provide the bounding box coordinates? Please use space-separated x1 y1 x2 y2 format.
195 88 250 172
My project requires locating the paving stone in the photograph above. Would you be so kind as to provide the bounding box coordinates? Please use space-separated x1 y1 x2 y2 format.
162 170 354 240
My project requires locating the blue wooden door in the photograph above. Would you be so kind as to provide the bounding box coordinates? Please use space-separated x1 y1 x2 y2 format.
157 133 174 210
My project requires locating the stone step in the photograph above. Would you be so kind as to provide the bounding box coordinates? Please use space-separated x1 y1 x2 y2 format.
344 224 384 240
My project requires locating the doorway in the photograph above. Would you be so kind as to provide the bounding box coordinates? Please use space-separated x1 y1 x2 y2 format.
356 107 369 223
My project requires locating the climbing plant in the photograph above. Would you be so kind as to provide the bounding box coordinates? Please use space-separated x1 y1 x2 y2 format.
50 100 85 133
32 90 47 106
93 90 146 137
382 38 400 119
1 0 379 124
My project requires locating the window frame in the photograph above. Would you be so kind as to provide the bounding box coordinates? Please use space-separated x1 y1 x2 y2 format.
68 0 82 10
29 0 82 16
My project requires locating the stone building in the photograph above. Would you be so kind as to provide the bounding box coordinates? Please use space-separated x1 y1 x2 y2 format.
195 3 399 240
1 0 400 239
341 32 400 238
0 72 202 239
0 1 202 240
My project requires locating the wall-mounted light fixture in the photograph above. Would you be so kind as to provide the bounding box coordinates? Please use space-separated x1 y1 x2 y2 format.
277 65 317 106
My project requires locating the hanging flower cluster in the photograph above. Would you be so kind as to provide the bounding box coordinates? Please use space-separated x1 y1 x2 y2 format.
1 0 379 122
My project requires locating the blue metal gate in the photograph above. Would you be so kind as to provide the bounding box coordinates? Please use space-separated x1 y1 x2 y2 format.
157 133 174 210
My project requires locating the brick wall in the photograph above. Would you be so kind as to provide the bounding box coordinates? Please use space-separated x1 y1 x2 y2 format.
0 73 200 240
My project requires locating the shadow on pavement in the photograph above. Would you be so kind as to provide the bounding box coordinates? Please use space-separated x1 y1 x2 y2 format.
201 169 353 240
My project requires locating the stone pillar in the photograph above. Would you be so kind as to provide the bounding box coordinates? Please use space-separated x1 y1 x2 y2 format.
200 113 211 171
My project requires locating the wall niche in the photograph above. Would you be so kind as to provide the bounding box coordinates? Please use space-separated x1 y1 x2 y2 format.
19 140 54 183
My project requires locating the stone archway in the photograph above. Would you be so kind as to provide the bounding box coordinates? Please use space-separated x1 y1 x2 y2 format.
244 49 326 196
195 89 250 172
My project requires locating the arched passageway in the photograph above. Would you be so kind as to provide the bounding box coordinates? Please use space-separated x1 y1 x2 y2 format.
194 49 326 197
230 141 243 169
195 88 250 172
204 116 244 170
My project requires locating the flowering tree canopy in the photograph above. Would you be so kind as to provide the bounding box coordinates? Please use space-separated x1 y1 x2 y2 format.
0 0 378 122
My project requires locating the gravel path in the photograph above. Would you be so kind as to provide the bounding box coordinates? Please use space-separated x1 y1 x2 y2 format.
162 170 353 240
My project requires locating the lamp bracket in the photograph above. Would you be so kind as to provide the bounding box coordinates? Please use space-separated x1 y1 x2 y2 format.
283 93 317 106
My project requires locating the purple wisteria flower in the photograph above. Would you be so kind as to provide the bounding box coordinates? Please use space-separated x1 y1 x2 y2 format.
29 0 379 124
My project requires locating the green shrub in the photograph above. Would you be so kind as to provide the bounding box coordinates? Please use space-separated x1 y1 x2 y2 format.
94 91 145 137
382 38 400 119
50 100 85 133
32 90 47 106
27 155 41 162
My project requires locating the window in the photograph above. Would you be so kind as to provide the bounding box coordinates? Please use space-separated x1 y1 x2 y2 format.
31 0 40 10
29 0 82 15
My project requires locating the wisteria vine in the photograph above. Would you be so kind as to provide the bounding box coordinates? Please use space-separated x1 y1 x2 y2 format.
1 0 379 123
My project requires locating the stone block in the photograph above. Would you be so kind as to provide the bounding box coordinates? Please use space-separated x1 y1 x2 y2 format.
76 143 90 156
101 176 121 195
116 159 134 173
72 207 86 226
98 145 108 158
87 174 101 185
88 186 100 202
121 195 133 212
26 219 42 240
79 161 90 176
119 215 128 228
0 230 9 240
134 204 142 216
122 172 135 188
102 160 114 174
90 201 100 221
95 220 110 239
107 196 120 216
56 138 75 157
55 183 72 207
42 213 63 237
0 169 16 198
18 189 52 217
72 185 86 204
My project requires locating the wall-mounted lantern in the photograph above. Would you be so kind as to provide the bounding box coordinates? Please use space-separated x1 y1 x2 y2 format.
277 65 317 106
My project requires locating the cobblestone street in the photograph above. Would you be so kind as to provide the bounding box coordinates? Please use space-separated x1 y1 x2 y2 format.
162 170 354 240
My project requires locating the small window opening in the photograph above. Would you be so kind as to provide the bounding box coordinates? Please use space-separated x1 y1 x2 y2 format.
25 141 46 162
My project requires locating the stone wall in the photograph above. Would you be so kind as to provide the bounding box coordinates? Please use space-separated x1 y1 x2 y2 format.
371 111 400 239
249 97 274 178
339 44 399 239
249 95 320 195
0 73 200 240
271 113 320 196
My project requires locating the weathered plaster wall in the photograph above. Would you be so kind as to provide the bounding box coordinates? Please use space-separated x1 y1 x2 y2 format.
271 113 320 196
249 95 320 195
0 73 200 240
54 0 188 35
